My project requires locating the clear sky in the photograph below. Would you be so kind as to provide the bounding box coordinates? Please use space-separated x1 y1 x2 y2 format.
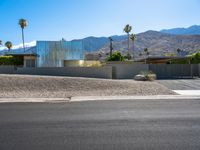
0 0 200 45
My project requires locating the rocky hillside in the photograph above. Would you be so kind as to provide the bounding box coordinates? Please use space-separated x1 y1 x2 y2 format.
98 31 200 57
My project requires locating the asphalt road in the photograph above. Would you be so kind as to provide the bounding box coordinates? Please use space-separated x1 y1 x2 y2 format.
0 100 200 150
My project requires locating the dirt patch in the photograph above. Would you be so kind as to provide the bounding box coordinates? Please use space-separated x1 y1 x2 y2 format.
0 75 176 98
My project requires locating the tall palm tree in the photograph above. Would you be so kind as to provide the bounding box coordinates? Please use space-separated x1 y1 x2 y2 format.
19 18 28 52
130 33 136 59
5 41 12 51
124 24 132 60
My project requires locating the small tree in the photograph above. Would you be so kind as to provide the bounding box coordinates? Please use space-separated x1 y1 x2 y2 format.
107 52 125 61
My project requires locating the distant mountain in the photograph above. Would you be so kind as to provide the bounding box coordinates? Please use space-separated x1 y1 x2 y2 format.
2 25 200 58
161 25 200 35
99 30 200 57
73 35 126 52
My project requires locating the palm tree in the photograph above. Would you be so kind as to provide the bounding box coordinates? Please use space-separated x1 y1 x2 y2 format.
5 41 12 51
130 33 136 59
19 18 28 52
124 24 132 60
0 40 2 46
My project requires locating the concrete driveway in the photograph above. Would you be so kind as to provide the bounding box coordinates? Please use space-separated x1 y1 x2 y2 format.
158 78 200 95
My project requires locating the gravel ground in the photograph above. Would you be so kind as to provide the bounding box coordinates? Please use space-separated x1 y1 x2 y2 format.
0 75 175 98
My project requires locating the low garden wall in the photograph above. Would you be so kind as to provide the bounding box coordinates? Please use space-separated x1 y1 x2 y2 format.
106 63 200 79
0 64 199 79
107 63 149 79
199 64 200 77
0 66 16 74
15 66 113 79
149 64 199 79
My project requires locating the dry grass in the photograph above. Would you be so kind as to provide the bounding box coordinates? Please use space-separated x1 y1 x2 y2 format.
0 75 175 98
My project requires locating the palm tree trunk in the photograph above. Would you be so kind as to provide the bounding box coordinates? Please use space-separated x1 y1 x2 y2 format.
109 40 113 57
22 28 25 52
128 33 130 56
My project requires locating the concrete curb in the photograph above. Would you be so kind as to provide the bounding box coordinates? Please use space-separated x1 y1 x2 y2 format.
0 95 199 103
0 98 70 103
70 95 200 102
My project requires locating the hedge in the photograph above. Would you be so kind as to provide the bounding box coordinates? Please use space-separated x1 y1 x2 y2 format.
0 56 23 66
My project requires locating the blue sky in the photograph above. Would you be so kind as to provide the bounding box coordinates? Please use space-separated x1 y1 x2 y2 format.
0 0 200 45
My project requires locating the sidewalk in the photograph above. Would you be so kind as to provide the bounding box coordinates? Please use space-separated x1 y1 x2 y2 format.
173 90 200 96
0 95 199 103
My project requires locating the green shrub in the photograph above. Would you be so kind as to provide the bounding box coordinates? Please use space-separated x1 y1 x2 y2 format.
106 52 126 61
191 51 200 64
0 56 23 66
170 51 200 64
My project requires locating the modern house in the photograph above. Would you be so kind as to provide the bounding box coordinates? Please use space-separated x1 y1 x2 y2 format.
1 40 85 68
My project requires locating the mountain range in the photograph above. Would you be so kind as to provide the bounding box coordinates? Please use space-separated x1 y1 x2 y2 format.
98 30 200 57
160 25 200 35
80 25 200 57
1 25 200 57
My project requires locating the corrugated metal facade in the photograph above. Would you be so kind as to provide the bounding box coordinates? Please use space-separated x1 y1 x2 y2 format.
36 41 84 67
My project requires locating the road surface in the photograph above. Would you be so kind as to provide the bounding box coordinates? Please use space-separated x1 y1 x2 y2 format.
0 99 200 150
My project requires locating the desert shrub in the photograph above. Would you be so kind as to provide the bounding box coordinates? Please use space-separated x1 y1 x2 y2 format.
139 71 157 81
106 52 126 61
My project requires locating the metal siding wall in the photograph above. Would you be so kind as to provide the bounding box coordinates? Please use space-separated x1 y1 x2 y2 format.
36 41 84 67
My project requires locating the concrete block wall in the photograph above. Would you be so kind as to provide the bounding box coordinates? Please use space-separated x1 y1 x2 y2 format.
0 64 199 79
107 64 149 79
198 64 200 78
15 66 113 79
0 66 16 74
149 64 199 79
107 63 200 79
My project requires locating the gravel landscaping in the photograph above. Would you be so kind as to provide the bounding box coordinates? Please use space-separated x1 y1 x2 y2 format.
0 75 175 98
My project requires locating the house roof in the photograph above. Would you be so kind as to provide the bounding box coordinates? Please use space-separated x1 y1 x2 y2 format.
136 56 188 61
135 56 190 64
